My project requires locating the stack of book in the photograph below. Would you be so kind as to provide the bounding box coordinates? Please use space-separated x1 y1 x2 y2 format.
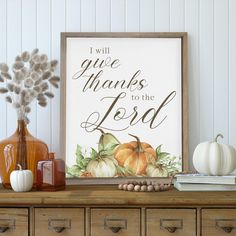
174 174 236 191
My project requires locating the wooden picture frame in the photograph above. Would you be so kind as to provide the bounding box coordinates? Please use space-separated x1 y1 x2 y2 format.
60 32 188 184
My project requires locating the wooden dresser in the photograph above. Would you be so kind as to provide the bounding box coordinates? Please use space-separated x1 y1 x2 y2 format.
1 185 236 236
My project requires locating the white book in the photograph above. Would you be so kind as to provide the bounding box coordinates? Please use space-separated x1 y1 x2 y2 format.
175 174 236 185
174 181 236 191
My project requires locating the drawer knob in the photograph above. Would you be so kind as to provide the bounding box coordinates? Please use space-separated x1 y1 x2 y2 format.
110 227 122 233
165 227 177 233
160 219 182 233
104 218 127 233
48 218 71 233
216 219 236 233
221 227 233 233
53 226 66 233
0 227 9 233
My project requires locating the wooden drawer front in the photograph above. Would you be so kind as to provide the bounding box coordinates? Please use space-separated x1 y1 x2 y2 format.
0 208 28 236
91 208 140 236
202 209 236 235
35 208 84 236
146 209 196 236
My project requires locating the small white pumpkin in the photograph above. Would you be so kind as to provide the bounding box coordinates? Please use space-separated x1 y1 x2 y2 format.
10 164 33 192
146 163 169 177
86 156 117 177
193 134 236 176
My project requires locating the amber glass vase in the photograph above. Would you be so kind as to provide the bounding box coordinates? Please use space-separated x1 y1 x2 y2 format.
0 120 49 189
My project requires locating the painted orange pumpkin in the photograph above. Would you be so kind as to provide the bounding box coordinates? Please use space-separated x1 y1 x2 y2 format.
114 134 157 175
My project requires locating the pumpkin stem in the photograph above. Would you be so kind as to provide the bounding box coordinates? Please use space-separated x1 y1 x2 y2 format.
97 151 102 160
214 133 224 143
96 128 105 134
97 151 106 162
17 164 22 171
128 134 143 152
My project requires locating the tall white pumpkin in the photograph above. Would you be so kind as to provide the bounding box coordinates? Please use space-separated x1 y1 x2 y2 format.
193 134 236 176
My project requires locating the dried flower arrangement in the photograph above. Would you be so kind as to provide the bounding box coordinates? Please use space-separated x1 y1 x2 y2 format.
0 49 60 123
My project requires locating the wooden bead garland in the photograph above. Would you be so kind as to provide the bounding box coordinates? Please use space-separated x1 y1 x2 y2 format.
118 180 172 192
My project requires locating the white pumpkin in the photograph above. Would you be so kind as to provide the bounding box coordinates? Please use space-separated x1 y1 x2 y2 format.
146 164 169 177
193 134 236 175
10 164 33 192
86 156 117 177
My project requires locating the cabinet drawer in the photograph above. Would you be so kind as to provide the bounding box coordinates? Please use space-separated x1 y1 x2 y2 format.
146 209 196 236
202 209 236 235
0 208 28 236
35 208 84 236
91 208 140 236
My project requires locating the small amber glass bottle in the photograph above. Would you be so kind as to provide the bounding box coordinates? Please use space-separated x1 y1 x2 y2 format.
36 153 65 191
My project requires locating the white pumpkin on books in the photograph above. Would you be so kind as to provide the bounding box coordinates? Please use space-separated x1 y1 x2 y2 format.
193 134 236 176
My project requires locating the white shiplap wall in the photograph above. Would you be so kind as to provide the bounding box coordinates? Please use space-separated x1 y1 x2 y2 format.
0 0 235 169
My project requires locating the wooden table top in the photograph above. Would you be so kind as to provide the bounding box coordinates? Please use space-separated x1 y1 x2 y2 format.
0 185 236 206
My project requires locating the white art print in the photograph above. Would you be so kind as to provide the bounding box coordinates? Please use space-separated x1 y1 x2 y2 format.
61 33 188 181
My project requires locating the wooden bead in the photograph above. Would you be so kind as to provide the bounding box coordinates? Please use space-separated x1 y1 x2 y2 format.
127 184 134 191
154 185 160 191
118 184 123 190
147 185 154 192
134 185 141 191
141 185 147 191
123 184 128 191
159 184 164 191
164 185 169 190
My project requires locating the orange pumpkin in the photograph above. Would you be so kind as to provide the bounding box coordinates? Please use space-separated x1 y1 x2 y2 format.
114 134 157 175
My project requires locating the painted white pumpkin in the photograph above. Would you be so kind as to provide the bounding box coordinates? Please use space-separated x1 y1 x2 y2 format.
86 156 117 177
146 164 169 177
193 134 236 175
10 164 33 192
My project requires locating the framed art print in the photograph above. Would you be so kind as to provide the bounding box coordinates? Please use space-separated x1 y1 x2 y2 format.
61 33 188 184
